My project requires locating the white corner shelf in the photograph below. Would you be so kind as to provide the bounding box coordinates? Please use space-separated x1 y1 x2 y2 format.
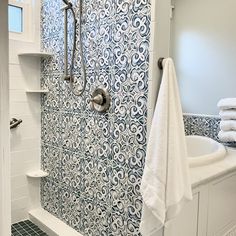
26 170 49 178
26 89 49 94
18 52 53 58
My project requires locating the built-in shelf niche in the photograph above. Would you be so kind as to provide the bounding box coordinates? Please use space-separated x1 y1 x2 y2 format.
18 51 52 92
18 52 53 58
26 170 49 178
26 89 49 94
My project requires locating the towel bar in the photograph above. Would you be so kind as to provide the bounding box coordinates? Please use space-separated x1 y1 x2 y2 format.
158 57 165 70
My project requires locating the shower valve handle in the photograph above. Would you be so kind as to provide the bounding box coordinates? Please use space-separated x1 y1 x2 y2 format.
90 94 104 105
90 88 111 113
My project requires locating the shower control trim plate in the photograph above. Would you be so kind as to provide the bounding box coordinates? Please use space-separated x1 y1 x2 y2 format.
90 88 110 113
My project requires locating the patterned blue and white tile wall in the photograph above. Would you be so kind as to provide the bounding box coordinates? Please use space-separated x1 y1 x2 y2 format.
40 0 150 235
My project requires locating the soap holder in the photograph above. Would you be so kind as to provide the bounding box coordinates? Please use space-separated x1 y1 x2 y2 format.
26 170 49 178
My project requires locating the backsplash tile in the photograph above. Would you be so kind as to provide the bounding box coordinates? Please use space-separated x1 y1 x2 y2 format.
40 0 150 235
183 114 220 141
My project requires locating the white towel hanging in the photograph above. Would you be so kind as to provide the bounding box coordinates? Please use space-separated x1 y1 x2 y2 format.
140 58 192 235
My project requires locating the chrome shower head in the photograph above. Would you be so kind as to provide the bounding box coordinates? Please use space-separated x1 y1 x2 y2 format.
62 0 70 4
62 0 73 8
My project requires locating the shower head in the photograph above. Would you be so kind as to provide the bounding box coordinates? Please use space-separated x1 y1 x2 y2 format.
62 0 73 8
62 0 70 4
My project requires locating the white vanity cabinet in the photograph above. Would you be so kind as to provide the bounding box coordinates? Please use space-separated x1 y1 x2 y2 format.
207 173 236 236
164 193 199 236
164 187 208 236
163 172 236 236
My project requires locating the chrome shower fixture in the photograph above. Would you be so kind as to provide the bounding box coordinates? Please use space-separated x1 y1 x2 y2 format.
62 0 70 5
90 88 111 113
62 0 87 96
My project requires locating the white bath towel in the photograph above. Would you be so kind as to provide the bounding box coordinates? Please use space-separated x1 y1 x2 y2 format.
218 130 236 142
220 120 236 131
217 98 236 110
219 110 236 120
140 58 192 236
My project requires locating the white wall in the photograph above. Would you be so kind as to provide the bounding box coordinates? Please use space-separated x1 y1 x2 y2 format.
10 1 42 223
171 0 236 115
148 0 171 134
0 0 11 234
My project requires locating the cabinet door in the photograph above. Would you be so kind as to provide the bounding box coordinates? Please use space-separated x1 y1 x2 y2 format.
164 193 199 236
208 173 236 236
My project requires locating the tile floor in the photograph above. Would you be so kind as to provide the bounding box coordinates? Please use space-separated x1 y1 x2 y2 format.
11 220 48 236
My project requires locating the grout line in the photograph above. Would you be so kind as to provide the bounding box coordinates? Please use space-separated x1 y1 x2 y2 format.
22 221 41 235
12 224 27 236
12 220 47 236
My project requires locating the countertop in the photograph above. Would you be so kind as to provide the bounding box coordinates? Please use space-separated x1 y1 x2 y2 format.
191 147 236 188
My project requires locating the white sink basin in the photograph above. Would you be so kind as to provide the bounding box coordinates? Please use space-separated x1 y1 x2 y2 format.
186 135 226 167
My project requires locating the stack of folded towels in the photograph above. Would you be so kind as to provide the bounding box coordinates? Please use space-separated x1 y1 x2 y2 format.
218 98 236 142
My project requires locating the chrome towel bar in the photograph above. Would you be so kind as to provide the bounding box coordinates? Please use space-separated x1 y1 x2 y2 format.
158 57 165 70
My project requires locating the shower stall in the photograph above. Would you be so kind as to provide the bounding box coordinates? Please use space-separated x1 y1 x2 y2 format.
0 0 168 235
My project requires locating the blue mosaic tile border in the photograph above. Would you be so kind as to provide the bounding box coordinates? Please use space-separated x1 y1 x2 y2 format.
183 113 236 147
183 114 220 141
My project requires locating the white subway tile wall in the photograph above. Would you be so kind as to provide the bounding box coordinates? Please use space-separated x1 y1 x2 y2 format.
10 1 41 223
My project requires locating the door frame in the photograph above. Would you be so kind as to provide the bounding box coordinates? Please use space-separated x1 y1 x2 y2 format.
0 0 11 235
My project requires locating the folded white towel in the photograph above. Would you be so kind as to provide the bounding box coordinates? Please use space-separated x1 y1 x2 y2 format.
220 120 236 131
140 58 192 235
218 130 236 142
217 98 236 110
219 110 236 120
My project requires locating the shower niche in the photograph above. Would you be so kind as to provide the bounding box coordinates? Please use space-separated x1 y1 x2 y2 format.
18 51 52 93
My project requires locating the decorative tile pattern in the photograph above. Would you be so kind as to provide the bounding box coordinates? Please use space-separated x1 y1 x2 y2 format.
11 220 48 236
184 114 236 147
183 114 220 141
40 0 150 235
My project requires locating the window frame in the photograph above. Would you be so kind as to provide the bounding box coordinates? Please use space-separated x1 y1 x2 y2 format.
8 0 33 41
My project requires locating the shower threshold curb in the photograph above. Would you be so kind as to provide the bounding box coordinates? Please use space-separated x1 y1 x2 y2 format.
29 208 83 236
